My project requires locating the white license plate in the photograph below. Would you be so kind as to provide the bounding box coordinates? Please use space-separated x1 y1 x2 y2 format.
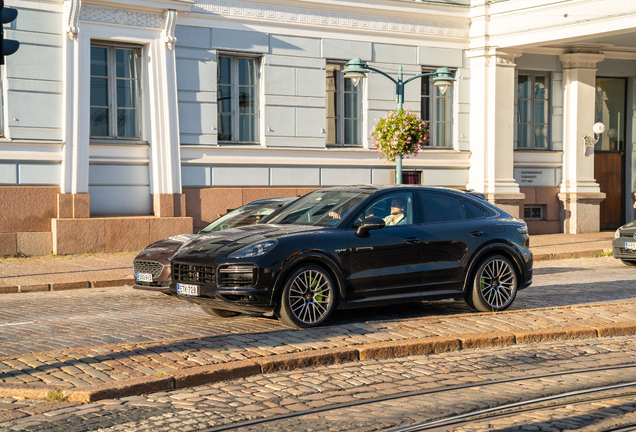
626 242 636 250
177 283 200 296
137 273 153 282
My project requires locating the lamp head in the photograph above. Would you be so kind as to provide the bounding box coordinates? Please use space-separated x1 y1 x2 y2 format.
592 122 606 135
432 67 455 95
343 58 368 87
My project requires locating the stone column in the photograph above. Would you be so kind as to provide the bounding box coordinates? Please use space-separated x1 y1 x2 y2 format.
466 48 524 217
558 52 606 233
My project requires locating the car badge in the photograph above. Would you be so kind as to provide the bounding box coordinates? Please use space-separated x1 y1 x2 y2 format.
633 233 636 240
145 253 151 257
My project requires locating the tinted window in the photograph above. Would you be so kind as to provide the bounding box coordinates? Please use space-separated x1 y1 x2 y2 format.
419 192 465 223
352 192 414 228
464 200 488 219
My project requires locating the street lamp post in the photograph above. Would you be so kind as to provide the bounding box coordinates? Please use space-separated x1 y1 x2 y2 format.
343 58 455 185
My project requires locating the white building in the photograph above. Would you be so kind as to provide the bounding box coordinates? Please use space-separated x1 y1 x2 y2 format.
0 0 634 255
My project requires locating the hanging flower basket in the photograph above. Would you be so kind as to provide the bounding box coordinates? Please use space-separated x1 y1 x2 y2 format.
371 109 429 162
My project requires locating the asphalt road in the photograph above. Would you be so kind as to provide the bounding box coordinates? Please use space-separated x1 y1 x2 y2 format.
0 256 634 358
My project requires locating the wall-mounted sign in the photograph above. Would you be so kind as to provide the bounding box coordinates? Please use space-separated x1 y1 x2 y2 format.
514 168 561 187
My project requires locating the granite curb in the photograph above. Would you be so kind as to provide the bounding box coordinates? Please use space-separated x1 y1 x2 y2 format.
3 311 636 403
0 278 135 294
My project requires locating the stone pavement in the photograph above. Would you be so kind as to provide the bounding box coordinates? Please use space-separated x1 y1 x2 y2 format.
2 299 636 404
4 335 636 431
0 231 616 293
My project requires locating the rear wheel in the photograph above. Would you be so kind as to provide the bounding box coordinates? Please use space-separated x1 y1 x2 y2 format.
199 305 240 318
470 255 518 312
621 259 636 267
277 264 336 328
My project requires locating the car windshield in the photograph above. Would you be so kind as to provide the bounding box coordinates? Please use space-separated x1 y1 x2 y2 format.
200 203 280 232
266 190 370 227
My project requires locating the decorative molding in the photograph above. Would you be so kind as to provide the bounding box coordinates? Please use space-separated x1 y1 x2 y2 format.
80 5 165 29
164 10 178 50
559 53 605 69
65 0 81 41
467 49 521 67
191 0 469 38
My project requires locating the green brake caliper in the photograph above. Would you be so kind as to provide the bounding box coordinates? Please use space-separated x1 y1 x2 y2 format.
311 276 323 302
480 277 486 291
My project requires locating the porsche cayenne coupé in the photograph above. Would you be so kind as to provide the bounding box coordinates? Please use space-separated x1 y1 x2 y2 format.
169 185 533 328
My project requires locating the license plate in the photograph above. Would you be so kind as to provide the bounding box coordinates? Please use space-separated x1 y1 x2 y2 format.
137 273 153 282
177 283 199 296
626 242 636 250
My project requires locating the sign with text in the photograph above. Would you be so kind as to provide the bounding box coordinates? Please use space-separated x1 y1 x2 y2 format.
513 168 561 187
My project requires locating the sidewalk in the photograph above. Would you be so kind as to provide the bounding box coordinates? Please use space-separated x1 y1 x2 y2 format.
1 302 636 402
0 232 615 292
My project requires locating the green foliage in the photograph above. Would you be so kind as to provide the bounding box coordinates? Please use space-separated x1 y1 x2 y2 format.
371 108 429 162
12 251 26 258
596 251 613 257
45 389 67 402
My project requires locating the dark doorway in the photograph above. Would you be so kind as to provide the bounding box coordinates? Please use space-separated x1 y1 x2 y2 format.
595 77 626 230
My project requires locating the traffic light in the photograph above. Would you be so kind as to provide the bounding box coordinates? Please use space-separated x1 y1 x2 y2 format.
0 0 19 65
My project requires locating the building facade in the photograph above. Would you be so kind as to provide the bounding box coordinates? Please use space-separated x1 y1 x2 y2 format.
0 0 634 256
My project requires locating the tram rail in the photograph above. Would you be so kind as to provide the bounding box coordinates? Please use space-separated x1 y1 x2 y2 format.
201 363 636 432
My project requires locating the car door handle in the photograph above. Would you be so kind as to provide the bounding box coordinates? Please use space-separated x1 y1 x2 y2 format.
403 237 421 244
469 231 484 237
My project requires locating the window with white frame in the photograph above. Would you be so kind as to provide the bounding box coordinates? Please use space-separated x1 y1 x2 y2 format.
90 44 141 139
516 72 550 149
420 68 454 148
217 55 259 144
326 63 362 146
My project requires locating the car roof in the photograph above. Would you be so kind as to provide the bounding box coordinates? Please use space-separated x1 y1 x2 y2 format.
246 197 297 205
309 185 484 199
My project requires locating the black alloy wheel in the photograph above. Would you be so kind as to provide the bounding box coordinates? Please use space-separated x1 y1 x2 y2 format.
621 259 636 267
470 255 518 312
199 305 241 318
277 264 336 328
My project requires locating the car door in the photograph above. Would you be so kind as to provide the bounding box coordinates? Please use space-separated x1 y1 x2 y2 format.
418 192 486 293
344 192 423 302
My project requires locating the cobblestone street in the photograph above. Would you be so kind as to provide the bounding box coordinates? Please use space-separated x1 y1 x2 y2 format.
0 256 632 357
1 256 636 431
3 335 636 431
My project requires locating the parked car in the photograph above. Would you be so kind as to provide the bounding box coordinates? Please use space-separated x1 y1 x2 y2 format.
169 185 533 328
132 197 297 293
612 221 636 266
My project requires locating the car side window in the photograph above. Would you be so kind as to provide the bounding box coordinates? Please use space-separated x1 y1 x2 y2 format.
352 192 414 228
464 199 488 219
418 192 466 224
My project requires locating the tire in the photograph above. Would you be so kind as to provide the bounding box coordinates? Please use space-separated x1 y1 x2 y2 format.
621 259 636 267
470 255 518 312
199 305 240 318
277 264 336 329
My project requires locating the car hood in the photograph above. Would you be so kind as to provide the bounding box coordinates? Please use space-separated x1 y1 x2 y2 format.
136 233 198 261
620 220 636 231
172 224 324 260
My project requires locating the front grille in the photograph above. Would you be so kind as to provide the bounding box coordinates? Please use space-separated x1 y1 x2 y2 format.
218 265 256 287
617 248 636 254
133 260 164 278
173 263 215 285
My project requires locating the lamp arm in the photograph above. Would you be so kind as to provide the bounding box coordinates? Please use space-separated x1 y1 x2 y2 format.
362 65 398 85
403 72 436 86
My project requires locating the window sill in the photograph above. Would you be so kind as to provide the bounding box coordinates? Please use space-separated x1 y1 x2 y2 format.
90 139 149 146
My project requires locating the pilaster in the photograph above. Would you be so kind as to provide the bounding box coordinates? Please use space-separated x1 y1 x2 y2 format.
558 52 606 233
466 47 524 217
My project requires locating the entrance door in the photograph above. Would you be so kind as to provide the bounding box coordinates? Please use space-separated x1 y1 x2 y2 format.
595 77 626 230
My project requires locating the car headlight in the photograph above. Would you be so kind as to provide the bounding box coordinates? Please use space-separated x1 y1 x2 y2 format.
228 240 278 259
615 229 621 239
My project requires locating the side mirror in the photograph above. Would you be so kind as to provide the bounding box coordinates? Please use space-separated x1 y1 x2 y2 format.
356 216 386 237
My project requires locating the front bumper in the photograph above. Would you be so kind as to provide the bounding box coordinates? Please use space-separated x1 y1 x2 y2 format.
613 236 636 260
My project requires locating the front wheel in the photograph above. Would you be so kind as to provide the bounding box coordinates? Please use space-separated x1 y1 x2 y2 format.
277 265 336 328
470 255 518 312
621 259 636 267
199 305 240 318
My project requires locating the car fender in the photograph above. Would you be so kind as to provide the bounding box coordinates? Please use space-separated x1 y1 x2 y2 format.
462 241 526 293
269 250 347 306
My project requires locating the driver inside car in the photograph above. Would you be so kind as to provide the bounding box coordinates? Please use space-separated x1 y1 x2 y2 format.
384 197 407 226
